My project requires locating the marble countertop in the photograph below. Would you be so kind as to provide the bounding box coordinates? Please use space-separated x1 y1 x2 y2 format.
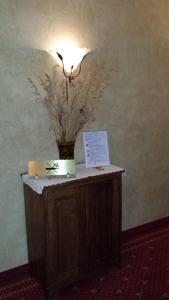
22 163 125 194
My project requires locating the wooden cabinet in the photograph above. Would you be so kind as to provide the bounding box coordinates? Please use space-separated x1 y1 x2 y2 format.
23 166 124 296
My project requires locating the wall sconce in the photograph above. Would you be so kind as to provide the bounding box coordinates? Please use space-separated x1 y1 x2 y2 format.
56 47 91 83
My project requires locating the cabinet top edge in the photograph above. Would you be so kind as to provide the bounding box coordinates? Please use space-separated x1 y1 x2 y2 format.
22 164 125 195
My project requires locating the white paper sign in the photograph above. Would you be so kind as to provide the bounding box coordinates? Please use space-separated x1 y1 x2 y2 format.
83 131 110 168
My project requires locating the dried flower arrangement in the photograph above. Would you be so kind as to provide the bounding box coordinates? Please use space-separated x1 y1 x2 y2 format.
28 53 111 157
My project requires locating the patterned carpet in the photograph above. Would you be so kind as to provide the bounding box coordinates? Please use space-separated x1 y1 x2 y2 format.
1 225 169 300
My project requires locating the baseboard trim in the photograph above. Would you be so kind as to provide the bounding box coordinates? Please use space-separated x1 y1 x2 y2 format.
0 264 29 284
1 216 169 282
122 216 169 243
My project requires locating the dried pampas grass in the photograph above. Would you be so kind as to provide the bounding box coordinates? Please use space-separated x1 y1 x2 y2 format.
28 52 111 142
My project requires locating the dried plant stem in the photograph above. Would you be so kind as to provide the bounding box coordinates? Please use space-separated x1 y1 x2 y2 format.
28 58 111 142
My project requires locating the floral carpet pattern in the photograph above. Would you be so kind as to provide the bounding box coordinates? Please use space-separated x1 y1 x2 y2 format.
1 226 169 300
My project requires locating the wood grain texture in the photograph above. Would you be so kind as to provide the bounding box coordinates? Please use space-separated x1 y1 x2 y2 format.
23 171 123 296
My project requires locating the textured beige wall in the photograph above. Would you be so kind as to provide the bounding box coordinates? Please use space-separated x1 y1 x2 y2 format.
0 0 169 272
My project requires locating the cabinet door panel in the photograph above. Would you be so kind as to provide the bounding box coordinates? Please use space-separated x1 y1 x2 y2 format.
86 177 120 271
46 186 86 286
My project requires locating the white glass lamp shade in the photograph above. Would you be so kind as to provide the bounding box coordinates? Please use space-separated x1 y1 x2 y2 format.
56 47 90 73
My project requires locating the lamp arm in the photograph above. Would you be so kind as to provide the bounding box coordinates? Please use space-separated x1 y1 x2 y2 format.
62 59 74 83
61 60 70 80
56 52 72 81
73 51 91 79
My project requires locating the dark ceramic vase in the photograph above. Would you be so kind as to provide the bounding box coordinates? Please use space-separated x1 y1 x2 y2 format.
57 140 75 159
